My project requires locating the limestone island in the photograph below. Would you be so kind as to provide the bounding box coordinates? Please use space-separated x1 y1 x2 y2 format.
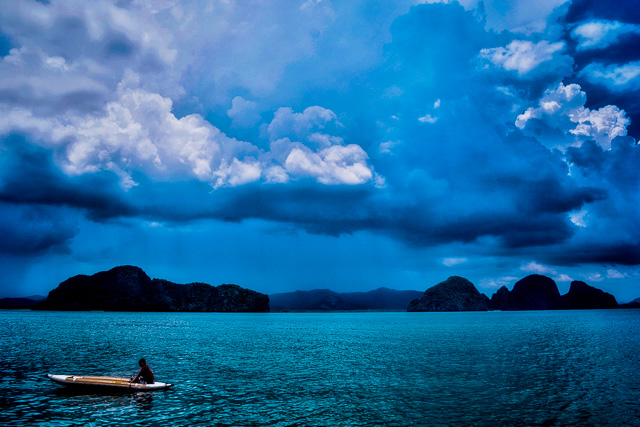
407 275 620 312
33 265 269 312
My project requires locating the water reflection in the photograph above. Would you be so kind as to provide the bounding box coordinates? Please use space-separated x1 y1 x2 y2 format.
133 392 154 409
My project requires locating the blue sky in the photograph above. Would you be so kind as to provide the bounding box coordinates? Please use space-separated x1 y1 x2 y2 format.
1 0 639 301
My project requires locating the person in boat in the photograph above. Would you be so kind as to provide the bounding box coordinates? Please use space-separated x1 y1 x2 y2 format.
131 358 154 384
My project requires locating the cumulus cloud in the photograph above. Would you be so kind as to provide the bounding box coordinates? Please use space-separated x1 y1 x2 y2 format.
571 20 640 50
227 96 261 128
479 40 568 75
0 70 379 189
264 105 380 185
284 144 374 185
0 75 260 189
516 82 630 150
267 106 341 142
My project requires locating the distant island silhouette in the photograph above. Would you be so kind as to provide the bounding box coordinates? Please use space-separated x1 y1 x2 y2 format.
408 275 622 312
32 265 269 312
2 266 638 312
269 288 424 311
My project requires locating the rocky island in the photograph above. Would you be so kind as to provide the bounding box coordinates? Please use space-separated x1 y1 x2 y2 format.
33 266 269 312
408 274 620 312
490 274 564 311
407 276 490 311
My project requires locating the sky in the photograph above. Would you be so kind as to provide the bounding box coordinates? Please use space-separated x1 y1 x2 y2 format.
1 0 639 302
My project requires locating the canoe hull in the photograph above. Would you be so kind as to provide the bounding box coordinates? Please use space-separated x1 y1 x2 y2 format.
47 374 173 391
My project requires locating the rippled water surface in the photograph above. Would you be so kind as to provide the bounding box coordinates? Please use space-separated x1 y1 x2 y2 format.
1 310 639 426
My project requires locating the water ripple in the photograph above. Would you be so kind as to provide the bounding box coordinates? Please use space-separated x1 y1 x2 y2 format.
1 310 639 426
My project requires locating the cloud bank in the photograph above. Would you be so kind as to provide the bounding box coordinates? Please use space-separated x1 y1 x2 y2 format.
0 0 639 298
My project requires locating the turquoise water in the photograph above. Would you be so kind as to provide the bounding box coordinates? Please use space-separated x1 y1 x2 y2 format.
1 310 639 426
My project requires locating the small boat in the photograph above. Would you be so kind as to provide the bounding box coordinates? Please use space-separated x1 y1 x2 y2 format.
47 374 173 391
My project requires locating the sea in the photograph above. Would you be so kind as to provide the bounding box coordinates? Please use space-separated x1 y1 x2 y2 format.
1 310 639 426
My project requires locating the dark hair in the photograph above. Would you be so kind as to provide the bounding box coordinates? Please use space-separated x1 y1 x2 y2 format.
139 358 146 366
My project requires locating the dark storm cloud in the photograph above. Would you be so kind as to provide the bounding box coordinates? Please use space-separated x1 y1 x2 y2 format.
0 143 81 256
558 136 640 266
0 201 77 255
209 184 385 236
0 135 136 221
549 242 640 266
568 136 640 192
566 0 640 24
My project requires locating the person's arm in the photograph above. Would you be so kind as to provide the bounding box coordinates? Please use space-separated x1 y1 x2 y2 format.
131 368 142 383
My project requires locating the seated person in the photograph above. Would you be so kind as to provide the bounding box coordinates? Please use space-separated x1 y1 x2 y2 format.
131 358 154 384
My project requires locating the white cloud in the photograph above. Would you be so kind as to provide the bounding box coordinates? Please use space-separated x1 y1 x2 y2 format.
267 106 340 142
571 20 640 50
418 114 438 124
1 1 176 62
265 106 379 185
584 273 604 282
520 262 573 283
521 261 556 275
0 46 110 114
479 276 519 289
569 210 588 228
479 40 565 75
0 72 379 189
227 96 261 128
606 269 627 279
285 144 374 185
516 82 629 150
0 0 181 101
569 105 629 149
554 274 573 282
214 158 262 188
22 78 260 189
418 99 442 124
442 257 468 267
379 141 400 154
580 61 640 92
154 0 338 101
263 165 289 184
